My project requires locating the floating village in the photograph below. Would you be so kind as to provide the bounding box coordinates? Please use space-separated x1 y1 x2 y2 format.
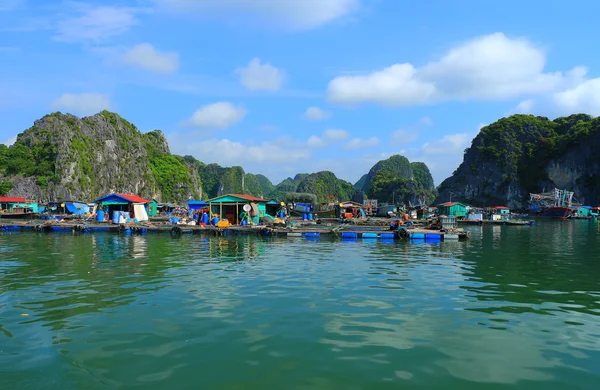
0 187 597 242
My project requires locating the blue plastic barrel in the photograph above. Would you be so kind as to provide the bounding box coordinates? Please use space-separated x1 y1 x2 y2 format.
308 213 313 221
279 211 285 218
410 233 425 240
380 233 395 240
305 232 320 237
426 233 441 241
96 210 105 222
341 232 358 238
302 213 308 221
112 210 120 224
241 219 247 226
362 232 378 239
202 213 209 225
211 217 219 225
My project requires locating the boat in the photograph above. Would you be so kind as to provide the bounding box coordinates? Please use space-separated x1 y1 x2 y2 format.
0 197 40 220
529 188 576 219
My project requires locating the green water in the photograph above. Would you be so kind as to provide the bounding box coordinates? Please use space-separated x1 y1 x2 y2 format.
1 220 600 389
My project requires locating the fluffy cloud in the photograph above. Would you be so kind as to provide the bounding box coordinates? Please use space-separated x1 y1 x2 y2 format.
236 58 285 91
53 5 141 43
307 128 350 147
342 137 381 150
168 133 312 182
51 93 111 115
328 33 586 106
422 133 471 155
156 0 360 29
182 102 247 129
121 43 179 74
303 106 332 121
514 78 600 117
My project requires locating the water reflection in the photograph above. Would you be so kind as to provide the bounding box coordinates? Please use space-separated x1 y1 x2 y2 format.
1 223 600 389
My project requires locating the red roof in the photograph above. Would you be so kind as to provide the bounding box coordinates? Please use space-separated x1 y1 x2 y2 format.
118 194 150 203
227 194 268 202
440 202 459 207
494 206 509 209
0 197 27 203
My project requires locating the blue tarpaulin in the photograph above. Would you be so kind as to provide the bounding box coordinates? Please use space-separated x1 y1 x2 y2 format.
66 202 89 215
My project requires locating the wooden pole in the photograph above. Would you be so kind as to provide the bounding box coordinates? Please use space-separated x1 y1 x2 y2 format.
236 202 239 225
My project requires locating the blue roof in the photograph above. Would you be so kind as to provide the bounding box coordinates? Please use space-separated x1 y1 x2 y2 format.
187 200 208 206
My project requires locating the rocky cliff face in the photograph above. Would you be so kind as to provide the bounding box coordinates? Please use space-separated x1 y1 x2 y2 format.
436 114 600 208
1 111 202 203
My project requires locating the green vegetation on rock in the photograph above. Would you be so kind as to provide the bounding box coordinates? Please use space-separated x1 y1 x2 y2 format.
295 171 355 203
357 155 436 206
436 114 600 208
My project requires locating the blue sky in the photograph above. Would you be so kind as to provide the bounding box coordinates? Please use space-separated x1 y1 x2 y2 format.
1 0 600 186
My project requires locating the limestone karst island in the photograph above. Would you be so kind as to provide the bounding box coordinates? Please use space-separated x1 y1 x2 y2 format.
3 1 600 389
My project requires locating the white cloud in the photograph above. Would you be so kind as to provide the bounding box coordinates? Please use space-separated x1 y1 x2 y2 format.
328 33 586 106
390 116 434 146
156 0 360 29
168 133 312 182
512 77 600 117
422 133 471 155
236 58 285 91
53 5 141 43
342 137 380 150
3 135 17 146
51 93 111 115
552 78 600 115
303 106 332 121
307 128 350 147
121 43 179 74
182 102 247 129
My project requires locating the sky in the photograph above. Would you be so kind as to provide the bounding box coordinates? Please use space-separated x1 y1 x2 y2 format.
1 0 600 186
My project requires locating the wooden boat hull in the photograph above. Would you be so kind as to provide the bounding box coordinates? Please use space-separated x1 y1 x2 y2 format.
540 207 572 219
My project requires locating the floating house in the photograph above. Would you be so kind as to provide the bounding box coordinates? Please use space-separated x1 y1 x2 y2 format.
0 197 38 218
208 194 269 225
416 206 436 219
94 193 150 222
378 204 398 217
339 201 366 219
147 199 158 217
188 200 209 213
576 206 597 218
494 206 510 215
266 199 286 218
438 202 467 218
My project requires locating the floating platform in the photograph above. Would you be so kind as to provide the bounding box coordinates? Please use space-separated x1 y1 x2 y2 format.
0 220 470 241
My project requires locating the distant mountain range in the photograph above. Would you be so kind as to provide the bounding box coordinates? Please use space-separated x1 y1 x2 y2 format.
4 111 595 209
0 111 435 205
